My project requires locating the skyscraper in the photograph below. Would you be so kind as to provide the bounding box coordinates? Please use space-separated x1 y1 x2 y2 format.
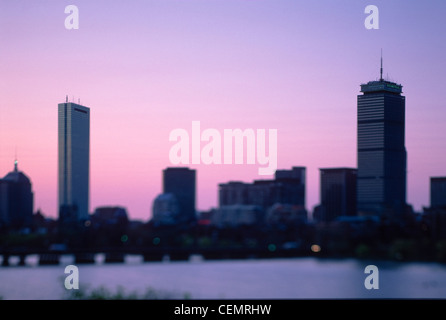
319 167 357 222
162 167 196 223
357 57 406 218
58 98 90 222
430 177 446 208
274 166 306 207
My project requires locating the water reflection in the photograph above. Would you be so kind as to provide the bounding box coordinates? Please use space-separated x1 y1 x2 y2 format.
0 256 445 300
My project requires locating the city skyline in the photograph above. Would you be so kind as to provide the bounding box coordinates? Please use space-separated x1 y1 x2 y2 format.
1 1 445 220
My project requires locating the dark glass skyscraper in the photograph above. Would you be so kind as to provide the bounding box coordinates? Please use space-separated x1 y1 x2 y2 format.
163 167 196 222
58 99 90 222
319 167 357 222
430 177 446 208
357 61 407 218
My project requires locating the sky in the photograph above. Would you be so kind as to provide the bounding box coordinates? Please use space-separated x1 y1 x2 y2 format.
0 0 445 221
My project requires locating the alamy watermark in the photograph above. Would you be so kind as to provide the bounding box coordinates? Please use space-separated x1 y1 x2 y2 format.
64 4 378 31
364 5 379 30
65 5 79 30
64 264 79 290
169 121 277 175
364 265 379 290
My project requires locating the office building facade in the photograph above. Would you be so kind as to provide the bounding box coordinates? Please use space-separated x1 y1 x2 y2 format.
219 167 306 210
58 100 90 222
430 177 446 208
357 69 407 218
319 167 357 222
162 167 196 222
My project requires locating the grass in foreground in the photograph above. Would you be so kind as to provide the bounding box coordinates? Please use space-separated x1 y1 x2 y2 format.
63 282 192 300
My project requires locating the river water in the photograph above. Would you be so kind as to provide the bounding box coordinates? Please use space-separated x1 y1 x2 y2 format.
0 254 445 300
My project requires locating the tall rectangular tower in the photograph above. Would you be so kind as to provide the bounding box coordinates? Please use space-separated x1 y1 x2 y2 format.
274 166 306 207
430 177 446 209
58 99 90 221
357 65 406 218
319 167 357 222
163 167 196 222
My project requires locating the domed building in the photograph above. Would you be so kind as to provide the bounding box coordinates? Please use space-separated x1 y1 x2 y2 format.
0 160 34 230
151 193 180 225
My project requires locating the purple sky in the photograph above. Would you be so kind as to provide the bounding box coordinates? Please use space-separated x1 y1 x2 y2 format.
1 0 445 221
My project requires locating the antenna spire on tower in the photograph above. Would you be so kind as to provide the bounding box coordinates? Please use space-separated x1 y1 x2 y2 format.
14 146 18 172
380 49 383 81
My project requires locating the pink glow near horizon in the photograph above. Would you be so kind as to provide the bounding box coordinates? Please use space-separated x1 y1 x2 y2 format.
1 1 445 220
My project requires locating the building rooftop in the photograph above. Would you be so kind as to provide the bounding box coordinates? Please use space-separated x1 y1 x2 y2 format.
431 177 446 182
2 160 31 185
360 79 403 94
320 167 357 172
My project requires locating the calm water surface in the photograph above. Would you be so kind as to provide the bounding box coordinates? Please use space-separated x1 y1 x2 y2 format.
0 255 445 300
